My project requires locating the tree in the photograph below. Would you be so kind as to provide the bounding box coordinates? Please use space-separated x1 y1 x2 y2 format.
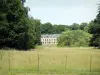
40 23 71 34
27 17 36 49
24 17 41 49
40 22 53 34
70 23 80 30
57 30 92 47
21 0 26 5
79 22 88 30
34 19 41 45
0 0 30 50
53 25 67 34
89 5 100 48
0 0 9 48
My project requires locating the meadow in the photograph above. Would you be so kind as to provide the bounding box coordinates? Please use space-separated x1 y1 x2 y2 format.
0 46 100 75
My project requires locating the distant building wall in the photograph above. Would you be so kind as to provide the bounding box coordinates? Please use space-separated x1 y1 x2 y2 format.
41 34 60 45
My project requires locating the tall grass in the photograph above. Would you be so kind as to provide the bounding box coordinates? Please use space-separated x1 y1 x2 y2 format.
0 46 100 75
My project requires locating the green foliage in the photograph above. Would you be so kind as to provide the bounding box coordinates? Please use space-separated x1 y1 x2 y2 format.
57 30 92 47
70 23 80 30
0 0 28 50
40 22 89 34
40 22 53 34
80 23 88 30
0 0 41 50
34 19 41 45
53 25 68 34
88 5 100 48
27 18 36 49
88 21 95 34
40 23 72 34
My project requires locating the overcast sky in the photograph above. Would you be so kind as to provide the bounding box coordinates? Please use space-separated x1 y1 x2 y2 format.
25 0 100 25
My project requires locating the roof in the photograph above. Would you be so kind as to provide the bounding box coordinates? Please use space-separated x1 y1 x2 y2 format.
41 34 60 38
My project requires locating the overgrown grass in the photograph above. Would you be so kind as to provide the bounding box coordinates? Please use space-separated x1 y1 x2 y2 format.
0 46 100 75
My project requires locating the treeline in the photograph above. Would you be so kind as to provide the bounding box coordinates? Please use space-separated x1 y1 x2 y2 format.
40 22 90 34
0 0 41 50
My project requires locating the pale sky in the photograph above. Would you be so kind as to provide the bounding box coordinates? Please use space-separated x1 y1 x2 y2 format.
25 0 100 25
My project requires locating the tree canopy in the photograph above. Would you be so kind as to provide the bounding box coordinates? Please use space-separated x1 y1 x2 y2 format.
88 5 100 48
40 22 88 34
0 0 41 50
57 30 92 47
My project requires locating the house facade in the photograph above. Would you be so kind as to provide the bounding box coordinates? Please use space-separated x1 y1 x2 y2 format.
41 34 60 45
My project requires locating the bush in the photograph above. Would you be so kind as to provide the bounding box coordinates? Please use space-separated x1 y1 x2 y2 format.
57 30 92 47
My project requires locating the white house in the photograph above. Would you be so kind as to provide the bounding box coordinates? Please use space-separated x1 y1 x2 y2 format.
41 34 60 45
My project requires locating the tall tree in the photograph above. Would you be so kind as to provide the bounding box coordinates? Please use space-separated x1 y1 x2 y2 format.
0 0 29 50
0 0 9 48
89 5 100 48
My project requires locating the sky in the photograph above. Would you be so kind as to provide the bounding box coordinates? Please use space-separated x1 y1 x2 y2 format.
25 0 100 25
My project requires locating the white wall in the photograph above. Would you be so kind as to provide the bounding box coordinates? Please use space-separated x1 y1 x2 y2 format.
41 38 57 45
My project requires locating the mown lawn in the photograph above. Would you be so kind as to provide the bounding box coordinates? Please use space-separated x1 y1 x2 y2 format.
0 46 100 75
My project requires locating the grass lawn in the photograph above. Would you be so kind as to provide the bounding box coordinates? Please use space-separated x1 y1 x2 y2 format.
0 46 100 75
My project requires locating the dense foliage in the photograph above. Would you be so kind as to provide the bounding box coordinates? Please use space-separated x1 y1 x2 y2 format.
57 30 92 47
40 22 88 34
0 0 41 50
88 6 100 48
27 17 41 49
